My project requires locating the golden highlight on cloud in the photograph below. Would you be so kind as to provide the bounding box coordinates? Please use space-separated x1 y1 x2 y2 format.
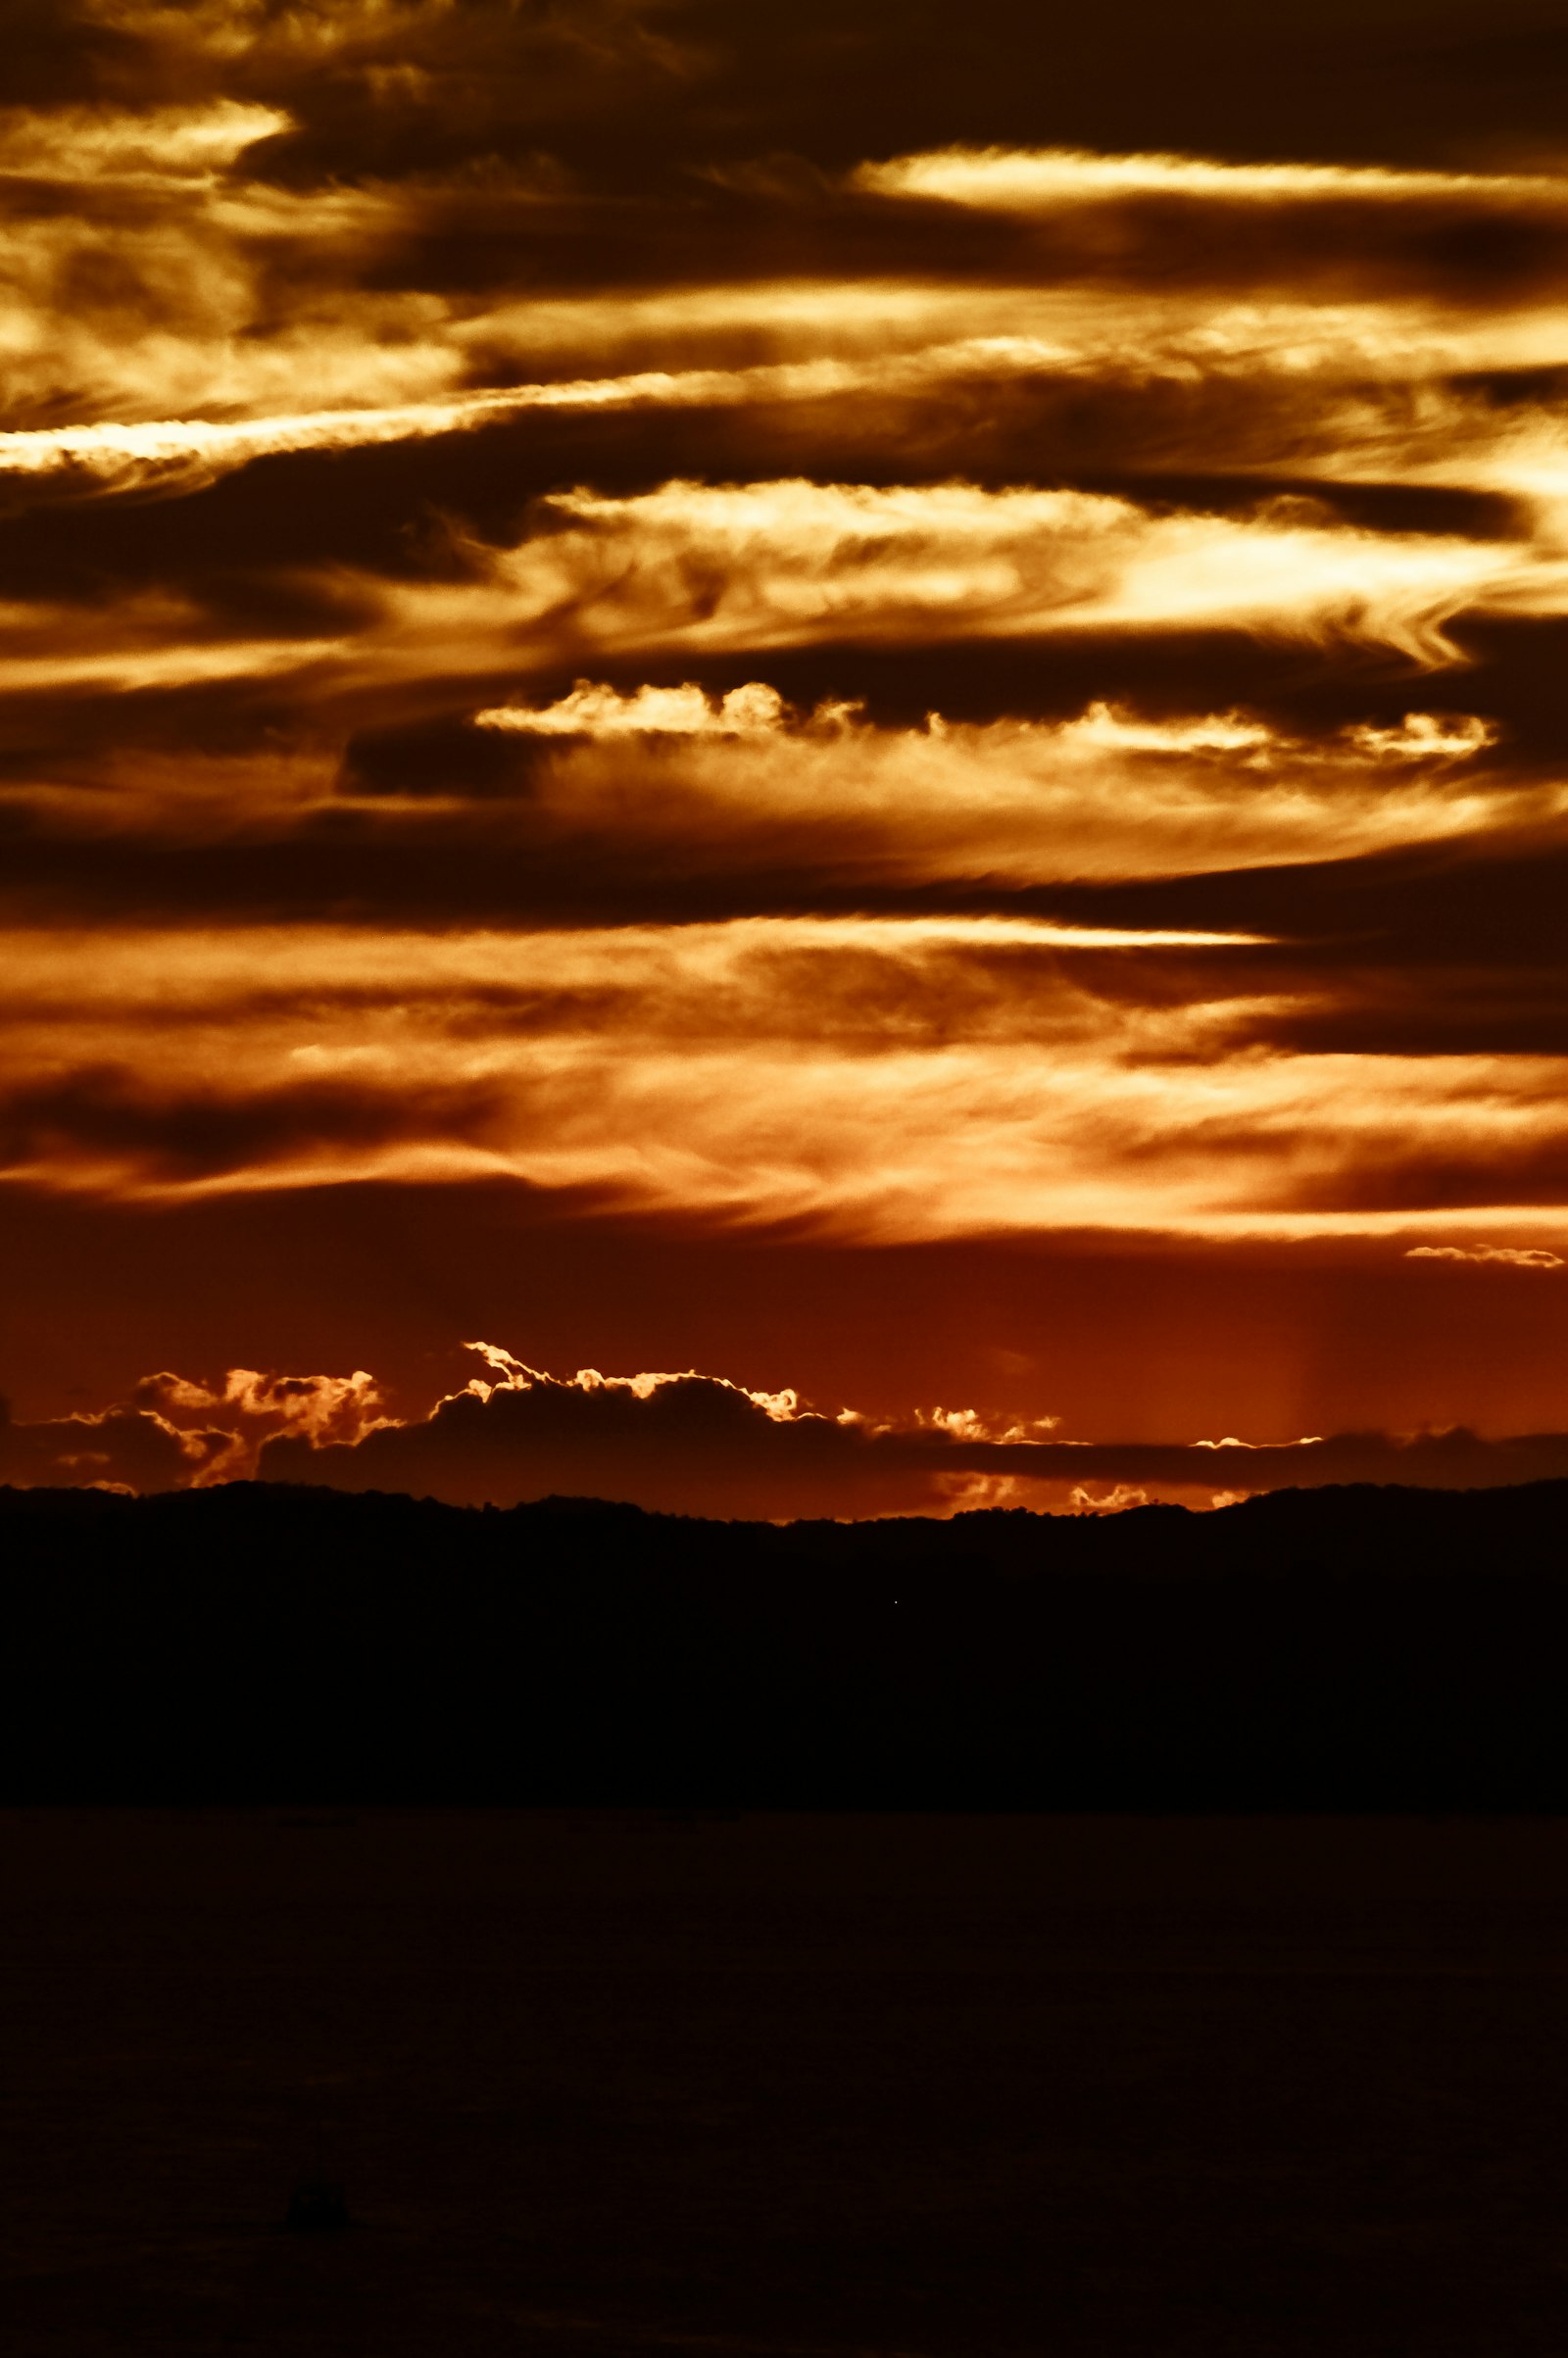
0 98 289 181
474 679 790 738
855 145 1568 212
449 690 1521 885
0 338 1173 490
7 916 1568 1247
13 1338 1568 1522
7 1 1568 1502
15 453 1530 699
13 301 1514 499
347 479 1538 677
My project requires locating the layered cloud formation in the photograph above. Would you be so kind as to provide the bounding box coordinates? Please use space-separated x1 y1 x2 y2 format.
16 1339 1568 1521
6 0 1568 1498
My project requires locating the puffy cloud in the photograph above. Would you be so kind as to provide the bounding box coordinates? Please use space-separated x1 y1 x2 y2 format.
18 1338 1568 1518
245 1342 1568 1515
250 1344 1016 1517
474 678 790 739
0 1395 226 1492
129 1361 387 1449
0 1354 388 1492
444 689 1520 886
1343 713 1496 761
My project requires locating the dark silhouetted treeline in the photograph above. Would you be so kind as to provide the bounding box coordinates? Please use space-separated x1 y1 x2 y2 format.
4 1480 1568 1807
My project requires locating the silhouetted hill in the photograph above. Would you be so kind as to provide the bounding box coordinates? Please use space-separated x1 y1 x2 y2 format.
4 1479 1568 1806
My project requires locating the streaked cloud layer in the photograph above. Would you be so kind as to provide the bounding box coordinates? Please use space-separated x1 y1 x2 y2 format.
5 0 1568 1503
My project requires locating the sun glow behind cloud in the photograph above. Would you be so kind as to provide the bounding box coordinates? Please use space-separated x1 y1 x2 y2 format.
18 1330 1568 1518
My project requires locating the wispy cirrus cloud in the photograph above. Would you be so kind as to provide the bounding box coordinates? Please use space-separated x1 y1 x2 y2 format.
1 475 1540 712
0 97 289 180
7 310 1568 510
338 478 1537 677
7 915 1568 1246
854 144 1568 213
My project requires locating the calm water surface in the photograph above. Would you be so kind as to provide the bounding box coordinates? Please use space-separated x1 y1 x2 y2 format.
5 1810 1568 2355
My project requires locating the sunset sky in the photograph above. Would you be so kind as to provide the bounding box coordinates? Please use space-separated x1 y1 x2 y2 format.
7 0 1568 1515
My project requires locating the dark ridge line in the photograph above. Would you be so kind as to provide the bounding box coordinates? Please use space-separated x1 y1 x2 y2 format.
5 1476 1568 1809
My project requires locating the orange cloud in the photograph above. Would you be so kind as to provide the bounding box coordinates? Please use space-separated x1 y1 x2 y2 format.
474 679 792 738
6 293 1568 506
1 461 1547 717
7 916 1568 1244
455 689 1518 885
0 98 289 180
0 1395 227 1492
320 480 1535 687
244 1346 1568 1514
17 1342 1568 1519
6 28 1568 1504
855 145 1568 212
1406 1245 1564 1269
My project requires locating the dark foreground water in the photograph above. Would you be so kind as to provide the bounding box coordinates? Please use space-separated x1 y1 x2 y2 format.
6 1812 1568 2355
